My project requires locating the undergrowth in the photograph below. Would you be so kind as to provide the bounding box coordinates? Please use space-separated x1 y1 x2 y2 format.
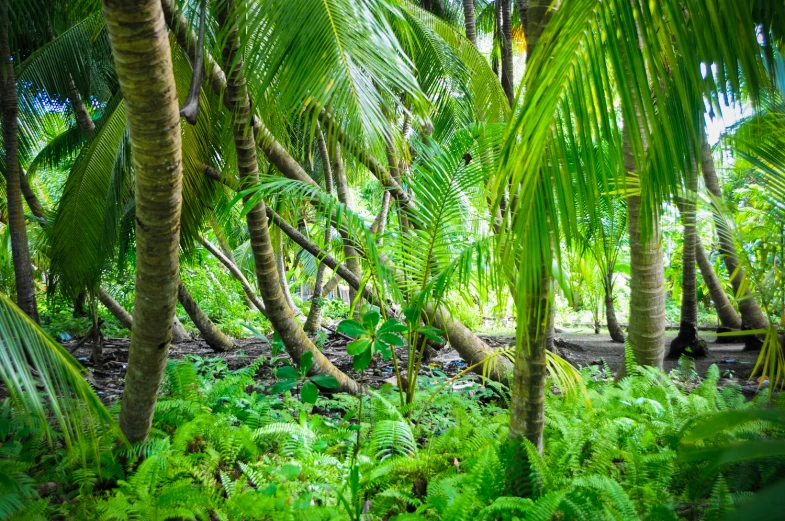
2 356 784 520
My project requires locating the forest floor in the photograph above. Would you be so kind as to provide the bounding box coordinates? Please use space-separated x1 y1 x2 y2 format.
66 329 763 405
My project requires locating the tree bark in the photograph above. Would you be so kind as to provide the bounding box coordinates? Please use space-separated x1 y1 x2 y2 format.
501 0 514 106
603 275 625 343
98 287 192 342
177 282 234 351
275 235 300 315
67 74 95 134
333 142 363 306
462 0 477 47
218 0 363 394
700 133 768 341
624 126 666 369
695 240 742 331
1 1 39 322
668 166 707 358
103 0 184 443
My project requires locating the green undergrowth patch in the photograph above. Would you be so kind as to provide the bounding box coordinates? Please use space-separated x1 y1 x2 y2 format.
2 357 784 520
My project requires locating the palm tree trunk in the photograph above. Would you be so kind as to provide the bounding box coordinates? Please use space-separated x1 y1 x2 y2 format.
98 287 190 341
103 0 184 443
275 236 300 315
199 236 267 315
1 2 39 322
668 167 707 358
695 240 742 332
177 283 234 351
67 75 95 134
492 0 501 78
624 126 666 370
462 0 477 47
700 133 768 343
603 274 625 342
500 0 514 105
218 0 362 394
333 142 363 306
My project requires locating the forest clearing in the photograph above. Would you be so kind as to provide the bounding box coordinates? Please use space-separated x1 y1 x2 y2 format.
1 0 785 520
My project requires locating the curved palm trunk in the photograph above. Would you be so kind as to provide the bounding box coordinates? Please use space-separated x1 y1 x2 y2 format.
668 168 707 358
695 240 742 333
1 2 39 322
275 236 300 315
177 283 234 351
700 134 768 347
67 75 95 134
219 0 362 394
103 0 184 443
603 275 625 343
624 125 666 370
462 0 477 47
199 236 267 315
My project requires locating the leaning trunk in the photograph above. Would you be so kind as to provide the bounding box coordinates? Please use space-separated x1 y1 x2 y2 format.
98 287 190 341
603 275 625 343
500 0 514 105
219 0 362 393
178 283 234 352
668 166 707 358
103 0 184 443
695 240 742 332
67 74 95 134
700 133 768 345
1 2 39 322
333 142 363 307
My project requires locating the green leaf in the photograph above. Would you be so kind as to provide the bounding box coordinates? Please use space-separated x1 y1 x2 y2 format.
353 348 373 372
362 310 381 330
275 366 300 380
378 333 404 346
378 318 408 334
270 379 298 394
337 319 367 337
418 325 445 343
682 410 785 444
300 351 314 376
347 338 372 355
301 381 319 404
375 340 392 360
280 464 302 480
310 374 340 388
403 307 420 324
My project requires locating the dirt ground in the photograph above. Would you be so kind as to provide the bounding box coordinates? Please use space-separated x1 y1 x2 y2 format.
66 328 764 405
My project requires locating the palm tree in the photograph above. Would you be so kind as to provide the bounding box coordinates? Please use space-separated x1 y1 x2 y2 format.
462 0 477 46
668 165 708 358
695 240 743 332
1 0 39 322
101 0 184 443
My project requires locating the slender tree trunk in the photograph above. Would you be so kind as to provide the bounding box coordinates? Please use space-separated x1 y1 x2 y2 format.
624 126 666 370
333 142 363 307
507 3 550 494
492 0 501 78
67 75 95 134
462 0 477 47
500 0 514 106
275 235 300 315
98 287 192 342
668 167 707 358
199 236 267 315
323 273 341 297
700 133 768 347
177 282 234 351
218 0 363 394
1 2 39 322
695 240 742 333
604 275 625 342
103 0 184 443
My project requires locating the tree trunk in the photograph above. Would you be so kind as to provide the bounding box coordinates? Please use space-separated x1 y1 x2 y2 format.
218 0 363 394
695 240 742 332
492 0 501 78
333 142 363 307
275 236 300 315
177 283 234 351
700 133 768 347
67 74 95 134
500 0 514 106
199 236 267 315
98 287 190 341
1 2 39 322
462 0 477 47
604 275 625 343
103 0 184 443
624 126 666 370
668 166 707 358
